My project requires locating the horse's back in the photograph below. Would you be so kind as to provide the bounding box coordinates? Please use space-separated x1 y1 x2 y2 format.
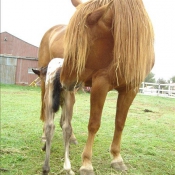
38 24 66 68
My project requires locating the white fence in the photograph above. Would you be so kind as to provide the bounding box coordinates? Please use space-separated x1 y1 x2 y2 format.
139 82 175 98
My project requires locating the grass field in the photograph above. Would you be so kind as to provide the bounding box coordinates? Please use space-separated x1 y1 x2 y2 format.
1 84 175 175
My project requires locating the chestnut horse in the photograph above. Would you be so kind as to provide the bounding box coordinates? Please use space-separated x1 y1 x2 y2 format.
61 0 154 174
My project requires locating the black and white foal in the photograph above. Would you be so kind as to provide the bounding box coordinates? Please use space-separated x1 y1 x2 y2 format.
33 58 77 175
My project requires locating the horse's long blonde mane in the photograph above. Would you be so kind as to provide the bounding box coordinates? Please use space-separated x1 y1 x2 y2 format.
64 0 154 86
112 0 154 86
64 0 112 75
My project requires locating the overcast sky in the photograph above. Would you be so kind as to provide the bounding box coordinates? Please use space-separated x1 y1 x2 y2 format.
1 0 175 80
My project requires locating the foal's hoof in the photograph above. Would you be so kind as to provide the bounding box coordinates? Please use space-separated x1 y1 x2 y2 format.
42 143 46 151
42 171 49 175
111 161 128 171
42 166 50 175
79 169 95 175
42 169 49 175
69 138 78 145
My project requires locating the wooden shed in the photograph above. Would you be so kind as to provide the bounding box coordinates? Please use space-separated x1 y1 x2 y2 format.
0 55 17 84
15 57 38 85
0 55 38 85
0 32 38 57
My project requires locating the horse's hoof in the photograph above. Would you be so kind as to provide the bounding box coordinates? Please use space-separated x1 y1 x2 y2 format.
79 169 95 175
111 161 128 171
42 170 49 175
42 143 46 151
69 138 78 145
42 166 50 175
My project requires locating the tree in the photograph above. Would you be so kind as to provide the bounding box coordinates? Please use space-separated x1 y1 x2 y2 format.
169 75 175 83
144 72 155 83
157 78 167 89
157 78 167 84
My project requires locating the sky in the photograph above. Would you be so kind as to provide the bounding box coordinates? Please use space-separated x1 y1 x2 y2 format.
1 0 175 80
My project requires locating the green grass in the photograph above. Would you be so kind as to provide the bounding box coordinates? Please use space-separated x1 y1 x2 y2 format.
1 84 175 175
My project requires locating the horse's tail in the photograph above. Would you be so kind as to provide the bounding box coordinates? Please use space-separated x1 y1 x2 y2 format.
52 69 63 113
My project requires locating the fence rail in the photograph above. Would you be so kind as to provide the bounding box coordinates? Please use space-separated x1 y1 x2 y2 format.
139 82 175 97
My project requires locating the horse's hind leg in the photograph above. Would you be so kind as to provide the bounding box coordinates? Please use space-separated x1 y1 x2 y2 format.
40 80 46 121
60 114 78 145
62 91 75 175
40 79 47 151
60 91 78 145
42 91 55 175
42 120 55 175
110 88 137 171
69 132 78 145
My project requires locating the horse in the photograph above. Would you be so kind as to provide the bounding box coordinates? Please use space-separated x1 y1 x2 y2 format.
37 1 114 173
33 58 77 175
60 0 155 174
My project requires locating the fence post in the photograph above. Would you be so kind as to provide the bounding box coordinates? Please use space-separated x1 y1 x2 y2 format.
142 82 145 93
158 84 160 96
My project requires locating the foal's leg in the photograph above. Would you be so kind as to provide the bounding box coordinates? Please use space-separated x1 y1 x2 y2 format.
62 91 75 174
42 90 55 175
40 80 47 151
110 88 137 171
69 132 78 145
60 110 78 145
41 123 47 151
80 75 112 175
60 91 78 145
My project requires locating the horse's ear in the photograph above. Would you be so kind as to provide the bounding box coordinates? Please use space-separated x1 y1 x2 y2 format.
32 68 40 76
40 67 47 76
71 0 82 7
86 4 113 27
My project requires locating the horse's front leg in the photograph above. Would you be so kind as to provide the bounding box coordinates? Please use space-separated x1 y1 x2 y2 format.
80 75 112 175
110 88 137 171
62 91 75 175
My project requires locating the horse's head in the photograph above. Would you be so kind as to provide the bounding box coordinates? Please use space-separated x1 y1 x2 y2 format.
32 67 47 81
61 1 113 91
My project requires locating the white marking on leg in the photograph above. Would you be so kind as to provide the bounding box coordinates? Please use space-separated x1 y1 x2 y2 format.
111 154 123 164
64 146 71 171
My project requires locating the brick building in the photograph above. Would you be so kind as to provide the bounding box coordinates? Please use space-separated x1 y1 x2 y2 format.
0 31 38 57
0 32 39 85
